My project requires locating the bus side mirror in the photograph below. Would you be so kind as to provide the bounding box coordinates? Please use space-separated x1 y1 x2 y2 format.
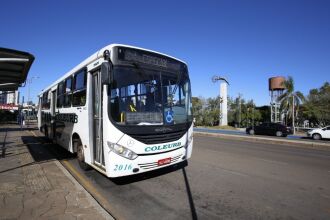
100 61 113 85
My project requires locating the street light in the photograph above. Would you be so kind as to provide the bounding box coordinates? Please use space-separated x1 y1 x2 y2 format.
212 76 229 126
26 76 39 126
292 95 295 134
237 93 242 128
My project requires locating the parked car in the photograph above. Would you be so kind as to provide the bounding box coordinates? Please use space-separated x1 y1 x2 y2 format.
306 126 330 140
246 122 292 137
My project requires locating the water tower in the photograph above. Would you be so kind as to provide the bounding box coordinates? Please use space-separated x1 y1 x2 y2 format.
269 76 285 123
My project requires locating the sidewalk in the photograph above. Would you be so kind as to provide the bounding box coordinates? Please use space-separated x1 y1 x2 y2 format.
0 124 113 220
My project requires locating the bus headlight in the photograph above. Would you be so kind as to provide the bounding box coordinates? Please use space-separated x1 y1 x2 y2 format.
107 142 138 160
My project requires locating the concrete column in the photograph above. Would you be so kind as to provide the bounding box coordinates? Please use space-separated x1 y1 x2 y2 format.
220 82 228 126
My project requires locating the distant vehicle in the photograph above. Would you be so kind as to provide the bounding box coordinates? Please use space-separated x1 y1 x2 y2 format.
306 126 330 140
246 122 292 137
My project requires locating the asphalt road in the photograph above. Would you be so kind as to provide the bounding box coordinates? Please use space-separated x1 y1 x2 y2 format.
25 131 330 220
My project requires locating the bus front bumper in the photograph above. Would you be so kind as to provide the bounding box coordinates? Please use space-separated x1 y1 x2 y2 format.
106 147 187 178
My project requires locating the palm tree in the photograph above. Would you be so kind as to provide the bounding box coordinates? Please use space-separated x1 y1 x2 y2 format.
278 76 305 131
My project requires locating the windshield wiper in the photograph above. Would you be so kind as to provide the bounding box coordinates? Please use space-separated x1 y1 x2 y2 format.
168 71 184 102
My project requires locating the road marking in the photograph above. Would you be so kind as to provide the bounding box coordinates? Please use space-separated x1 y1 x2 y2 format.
257 158 288 166
321 194 330 199
219 168 249 177
30 130 37 137
62 161 124 219
62 161 108 203
54 161 113 220
30 130 36 136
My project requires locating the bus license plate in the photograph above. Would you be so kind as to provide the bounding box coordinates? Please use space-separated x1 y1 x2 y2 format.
158 157 171 166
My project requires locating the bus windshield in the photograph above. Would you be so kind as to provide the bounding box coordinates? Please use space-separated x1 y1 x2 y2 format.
109 66 192 126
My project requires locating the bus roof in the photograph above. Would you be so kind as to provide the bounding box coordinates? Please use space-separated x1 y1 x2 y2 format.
38 44 186 96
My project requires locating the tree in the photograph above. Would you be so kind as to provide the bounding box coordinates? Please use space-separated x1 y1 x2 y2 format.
257 105 271 123
302 82 330 126
192 97 204 126
205 96 220 126
193 94 263 127
244 100 262 127
278 76 305 127
227 97 236 126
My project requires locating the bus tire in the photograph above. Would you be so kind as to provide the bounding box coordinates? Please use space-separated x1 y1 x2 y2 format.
44 125 49 138
75 140 90 171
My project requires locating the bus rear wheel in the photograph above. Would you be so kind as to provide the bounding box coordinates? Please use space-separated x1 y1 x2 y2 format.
44 126 49 138
75 140 90 171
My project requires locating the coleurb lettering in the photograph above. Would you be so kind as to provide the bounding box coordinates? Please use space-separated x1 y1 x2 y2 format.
145 142 181 152
55 113 78 123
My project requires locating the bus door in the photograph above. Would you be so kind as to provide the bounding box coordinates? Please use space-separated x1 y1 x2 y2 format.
92 71 105 166
50 90 57 141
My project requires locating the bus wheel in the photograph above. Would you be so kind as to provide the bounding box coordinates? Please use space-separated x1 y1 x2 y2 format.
76 140 90 171
44 126 49 138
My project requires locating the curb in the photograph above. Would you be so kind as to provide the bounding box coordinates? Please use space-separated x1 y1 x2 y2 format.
27 128 117 220
55 160 114 220
194 131 330 151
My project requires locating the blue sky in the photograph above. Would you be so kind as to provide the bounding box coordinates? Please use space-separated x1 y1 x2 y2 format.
1 0 329 105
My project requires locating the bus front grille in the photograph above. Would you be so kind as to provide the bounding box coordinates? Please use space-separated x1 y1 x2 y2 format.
130 130 186 145
138 155 182 170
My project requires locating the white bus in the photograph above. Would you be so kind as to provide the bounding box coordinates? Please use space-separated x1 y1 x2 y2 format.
38 44 193 177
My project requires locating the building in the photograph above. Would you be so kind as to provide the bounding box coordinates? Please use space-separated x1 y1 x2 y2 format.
0 90 19 105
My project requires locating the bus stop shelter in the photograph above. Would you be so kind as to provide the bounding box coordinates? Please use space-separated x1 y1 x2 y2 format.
0 47 34 91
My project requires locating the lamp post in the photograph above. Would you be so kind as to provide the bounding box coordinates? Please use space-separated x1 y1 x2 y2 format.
238 93 242 128
212 76 229 126
26 76 39 126
292 95 295 134
252 101 255 128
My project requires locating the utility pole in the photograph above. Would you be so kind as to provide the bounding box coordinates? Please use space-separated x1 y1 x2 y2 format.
252 106 255 127
238 93 242 128
252 101 255 128
26 76 39 126
292 95 295 134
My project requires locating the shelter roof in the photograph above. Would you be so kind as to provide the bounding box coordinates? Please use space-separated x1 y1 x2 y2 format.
0 47 34 91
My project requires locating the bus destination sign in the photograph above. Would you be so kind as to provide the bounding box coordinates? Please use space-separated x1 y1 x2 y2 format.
125 50 167 68
117 47 183 71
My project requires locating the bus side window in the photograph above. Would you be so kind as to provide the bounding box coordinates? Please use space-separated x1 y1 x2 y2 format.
63 77 72 107
72 70 86 106
57 82 65 108
42 91 50 110
47 91 51 109
42 93 46 109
